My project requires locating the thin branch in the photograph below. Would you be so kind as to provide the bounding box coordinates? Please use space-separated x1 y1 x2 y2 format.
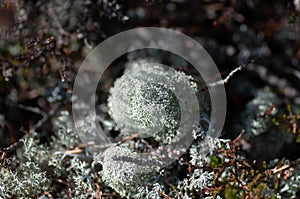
208 58 257 87
47 2 70 36
18 103 63 132
116 132 140 146
272 164 290 174
18 104 46 117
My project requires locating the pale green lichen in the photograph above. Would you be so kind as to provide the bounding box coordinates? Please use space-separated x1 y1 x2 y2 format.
242 87 279 136
108 60 198 144
51 110 80 150
0 134 51 198
189 136 230 167
177 137 230 198
104 60 210 198
100 145 162 198
179 169 215 193
0 111 100 198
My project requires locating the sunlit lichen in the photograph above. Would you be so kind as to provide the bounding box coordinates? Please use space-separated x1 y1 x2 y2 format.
100 145 162 198
107 60 198 144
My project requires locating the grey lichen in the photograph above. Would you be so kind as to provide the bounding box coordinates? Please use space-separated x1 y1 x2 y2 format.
0 134 51 198
0 111 100 198
179 169 215 193
103 59 210 198
100 145 162 198
179 137 230 198
242 87 279 136
51 110 79 150
107 60 198 144
189 134 230 168
240 87 294 160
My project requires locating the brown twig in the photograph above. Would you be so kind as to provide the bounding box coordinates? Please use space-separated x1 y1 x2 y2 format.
157 190 173 199
272 164 290 174
94 173 102 199
258 103 275 118
116 132 140 146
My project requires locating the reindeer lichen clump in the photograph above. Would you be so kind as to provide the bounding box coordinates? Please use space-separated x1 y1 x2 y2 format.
103 60 204 197
107 60 198 144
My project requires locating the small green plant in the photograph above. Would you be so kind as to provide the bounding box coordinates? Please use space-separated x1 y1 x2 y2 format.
272 104 300 143
177 135 300 199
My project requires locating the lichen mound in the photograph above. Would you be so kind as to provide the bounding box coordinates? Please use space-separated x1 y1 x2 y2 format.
108 60 198 144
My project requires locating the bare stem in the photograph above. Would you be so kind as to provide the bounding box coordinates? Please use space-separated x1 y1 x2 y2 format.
208 58 257 87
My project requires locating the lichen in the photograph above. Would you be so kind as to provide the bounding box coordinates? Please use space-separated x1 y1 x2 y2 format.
0 134 51 197
100 145 162 198
0 111 100 198
108 60 198 144
242 87 279 136
239 87 294 160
